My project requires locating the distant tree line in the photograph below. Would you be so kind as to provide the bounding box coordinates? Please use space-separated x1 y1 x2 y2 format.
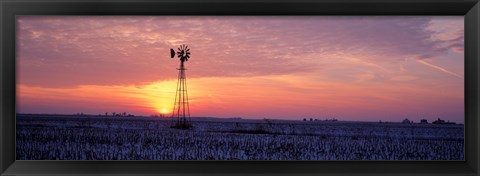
303 118 338 122
102 112 135 117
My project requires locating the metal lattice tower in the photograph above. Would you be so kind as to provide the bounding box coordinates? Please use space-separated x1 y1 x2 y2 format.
170 44 192 129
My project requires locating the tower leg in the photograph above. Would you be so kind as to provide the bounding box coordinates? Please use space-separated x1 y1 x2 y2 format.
171 61 192 129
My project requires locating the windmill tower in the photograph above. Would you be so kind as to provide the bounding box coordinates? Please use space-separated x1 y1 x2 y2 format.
169 44 192 129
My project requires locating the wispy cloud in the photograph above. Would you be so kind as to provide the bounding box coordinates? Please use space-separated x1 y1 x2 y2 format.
17 16 461 87
416 60 463 79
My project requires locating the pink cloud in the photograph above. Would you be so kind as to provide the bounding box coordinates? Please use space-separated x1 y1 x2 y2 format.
17 16 462 87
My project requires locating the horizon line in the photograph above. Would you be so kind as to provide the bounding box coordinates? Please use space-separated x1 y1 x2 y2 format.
16 113 463 124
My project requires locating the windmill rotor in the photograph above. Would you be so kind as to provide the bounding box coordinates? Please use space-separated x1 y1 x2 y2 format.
172 44 191 63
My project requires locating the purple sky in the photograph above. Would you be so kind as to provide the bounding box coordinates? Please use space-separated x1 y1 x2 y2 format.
16 16 464 123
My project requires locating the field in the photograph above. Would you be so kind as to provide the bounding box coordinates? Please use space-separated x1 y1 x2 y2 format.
16 114 464 160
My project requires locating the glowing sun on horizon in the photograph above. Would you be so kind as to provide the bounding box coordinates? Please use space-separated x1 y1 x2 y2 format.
161 108 168 114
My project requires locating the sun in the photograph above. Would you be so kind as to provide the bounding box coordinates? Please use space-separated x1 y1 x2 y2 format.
161 108 168 114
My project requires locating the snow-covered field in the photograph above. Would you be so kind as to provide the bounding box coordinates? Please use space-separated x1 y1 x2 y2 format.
16 114 464 160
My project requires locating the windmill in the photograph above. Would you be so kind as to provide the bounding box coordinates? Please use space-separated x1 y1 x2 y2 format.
169 44 192 129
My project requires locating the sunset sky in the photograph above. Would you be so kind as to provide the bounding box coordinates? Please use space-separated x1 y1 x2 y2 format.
16 16 464 123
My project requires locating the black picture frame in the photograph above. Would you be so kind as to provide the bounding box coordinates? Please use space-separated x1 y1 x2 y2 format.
1 0 479 175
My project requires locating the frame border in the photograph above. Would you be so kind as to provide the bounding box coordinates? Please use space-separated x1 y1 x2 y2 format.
1 0 479 175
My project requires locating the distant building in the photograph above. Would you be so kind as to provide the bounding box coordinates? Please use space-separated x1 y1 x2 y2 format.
402 118 412 124
432 118 456 125
432 118 445 124
420 119 428 124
